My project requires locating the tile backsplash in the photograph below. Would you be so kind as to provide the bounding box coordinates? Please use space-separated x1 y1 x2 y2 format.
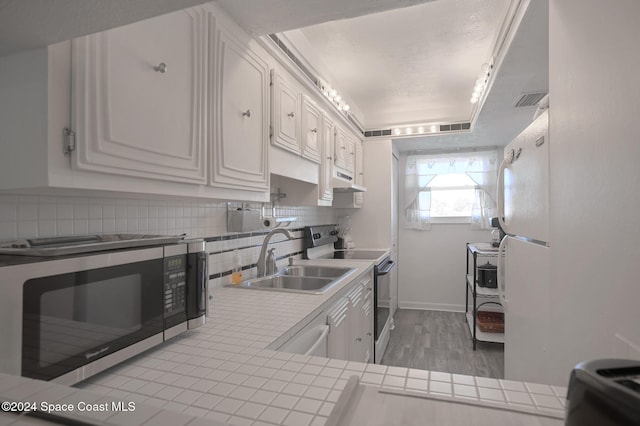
0 193 341 287
0 194 335 241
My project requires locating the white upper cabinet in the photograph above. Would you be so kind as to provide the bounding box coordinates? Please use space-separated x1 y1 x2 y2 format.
271 69 300 154
334 125 348 170
72 7 208 184
346 136 356 173
210 17 270 191
319 113 334 201
354 138 365 207
300 95 322 163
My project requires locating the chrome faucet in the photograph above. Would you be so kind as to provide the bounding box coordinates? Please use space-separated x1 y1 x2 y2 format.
256 228 293 277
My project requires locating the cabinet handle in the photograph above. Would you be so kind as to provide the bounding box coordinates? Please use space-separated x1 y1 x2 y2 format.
367 332 372 336
242 109 251 118
341 146 346 150
311 128 318 133
287 112 295 118
355 337 362 342
153 62 167 73
327 156 333 160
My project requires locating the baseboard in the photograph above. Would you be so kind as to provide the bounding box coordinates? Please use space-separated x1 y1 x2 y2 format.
398 301 465 312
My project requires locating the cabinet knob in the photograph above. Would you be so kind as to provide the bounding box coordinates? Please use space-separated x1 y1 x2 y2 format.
327 156 333 160
311 128 318 133
153 62 167 73
242 109 251 118
355 337 362 342
367 332 372 336
287 112 295 118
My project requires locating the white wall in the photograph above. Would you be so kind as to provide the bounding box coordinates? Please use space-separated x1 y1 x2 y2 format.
547 0 640 382
399 223 491 311
345 139 393 248
397 152 491 311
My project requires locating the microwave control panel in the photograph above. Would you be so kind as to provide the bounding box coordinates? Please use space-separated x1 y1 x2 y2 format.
164 254 187 317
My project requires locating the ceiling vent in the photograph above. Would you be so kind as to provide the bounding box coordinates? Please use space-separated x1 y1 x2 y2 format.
364 122 471 138
514 91 548 108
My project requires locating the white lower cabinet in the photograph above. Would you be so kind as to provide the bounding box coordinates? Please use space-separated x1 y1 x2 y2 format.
327 273 374 363
327 298 350 361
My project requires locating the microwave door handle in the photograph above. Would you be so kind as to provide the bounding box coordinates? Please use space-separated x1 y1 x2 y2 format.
378 260 395 275
196 252 208 314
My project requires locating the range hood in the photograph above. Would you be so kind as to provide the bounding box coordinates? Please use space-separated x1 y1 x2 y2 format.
333 172 367 193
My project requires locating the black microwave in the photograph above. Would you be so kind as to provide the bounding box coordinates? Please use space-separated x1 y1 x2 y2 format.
0 239 207 385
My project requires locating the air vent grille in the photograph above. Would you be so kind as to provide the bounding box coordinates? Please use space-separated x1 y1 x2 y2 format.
269 34 319 87
364 122 471 138
514 91 548 108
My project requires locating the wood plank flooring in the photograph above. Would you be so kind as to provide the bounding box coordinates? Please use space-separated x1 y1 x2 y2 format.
380 309 504 379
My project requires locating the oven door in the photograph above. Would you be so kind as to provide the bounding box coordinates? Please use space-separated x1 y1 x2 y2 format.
21 248 164 383
374 258 395 342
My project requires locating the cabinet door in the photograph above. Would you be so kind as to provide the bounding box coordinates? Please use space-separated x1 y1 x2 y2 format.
271 69 300 154
327 298 350 361
72 8 207 183
346 137 356 173
348 284 366 362
319 113 334 201
334 125 348 170
362 278 374 363
211 24 269 191
301 95 322 163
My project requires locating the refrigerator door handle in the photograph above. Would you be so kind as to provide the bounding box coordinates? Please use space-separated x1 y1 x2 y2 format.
497 158 510 234
497 235 508 312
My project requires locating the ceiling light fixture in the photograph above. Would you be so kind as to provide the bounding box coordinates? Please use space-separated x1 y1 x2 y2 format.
470 61 493 104
318 81 351 117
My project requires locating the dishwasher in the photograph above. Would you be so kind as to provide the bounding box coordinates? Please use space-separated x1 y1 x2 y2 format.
278 313 329 357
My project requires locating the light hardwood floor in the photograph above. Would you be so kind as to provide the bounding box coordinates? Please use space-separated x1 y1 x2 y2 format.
380 309 504 379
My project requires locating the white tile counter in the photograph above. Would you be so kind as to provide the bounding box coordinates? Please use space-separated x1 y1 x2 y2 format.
0 259 567 425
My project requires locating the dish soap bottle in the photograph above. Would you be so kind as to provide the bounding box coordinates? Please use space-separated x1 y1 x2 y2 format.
231 249 242 285
266 248 277 275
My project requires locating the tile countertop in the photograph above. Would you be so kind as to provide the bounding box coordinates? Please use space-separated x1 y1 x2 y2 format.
0 259 567 426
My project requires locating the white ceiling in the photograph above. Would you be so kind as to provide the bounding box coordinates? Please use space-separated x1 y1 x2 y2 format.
393 0 548 152
293 0 511 129
219 0 549 152
0 0 548 153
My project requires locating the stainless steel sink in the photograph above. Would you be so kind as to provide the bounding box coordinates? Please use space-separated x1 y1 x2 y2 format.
278 266 352 278
239 275 337 294
230 266 355 294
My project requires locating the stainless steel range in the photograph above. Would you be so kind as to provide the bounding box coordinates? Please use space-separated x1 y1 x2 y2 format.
303 225 395 363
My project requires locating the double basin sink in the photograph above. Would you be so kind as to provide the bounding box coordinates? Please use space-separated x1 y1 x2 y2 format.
233 265 354 294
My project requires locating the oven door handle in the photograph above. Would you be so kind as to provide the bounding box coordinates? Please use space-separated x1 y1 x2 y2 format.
377 260 395 275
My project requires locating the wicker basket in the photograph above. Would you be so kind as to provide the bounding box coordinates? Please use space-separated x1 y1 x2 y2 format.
476 311 504 333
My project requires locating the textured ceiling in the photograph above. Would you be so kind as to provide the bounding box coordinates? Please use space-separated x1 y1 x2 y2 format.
295 0 511 129
393 0 549 152
214 0 437 36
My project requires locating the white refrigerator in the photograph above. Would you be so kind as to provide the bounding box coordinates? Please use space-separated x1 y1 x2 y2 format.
497 110 553 384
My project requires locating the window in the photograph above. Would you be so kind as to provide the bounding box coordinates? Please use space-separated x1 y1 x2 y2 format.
404 150 498 230
426 173 477 217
